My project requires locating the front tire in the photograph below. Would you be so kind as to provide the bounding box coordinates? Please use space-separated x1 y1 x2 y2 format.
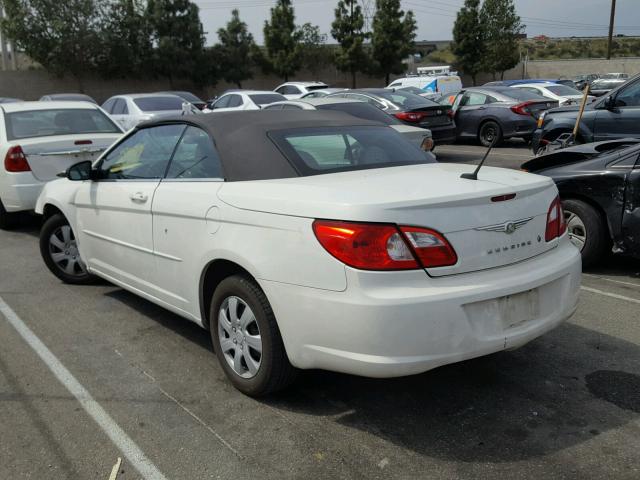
562 199 608 267
479 121 503 147
40 214 97 284
210 275 297 396
0 199 19 230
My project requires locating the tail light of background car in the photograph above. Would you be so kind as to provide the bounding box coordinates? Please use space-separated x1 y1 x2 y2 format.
4 145 30 172
312 220 457 271
545 195 567 242
394 111 427 123
510 101 537 116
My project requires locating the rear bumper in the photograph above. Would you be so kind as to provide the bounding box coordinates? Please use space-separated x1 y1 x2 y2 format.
262 239 581 378
0 172 43 212
428 124 457 144
502 118 537 139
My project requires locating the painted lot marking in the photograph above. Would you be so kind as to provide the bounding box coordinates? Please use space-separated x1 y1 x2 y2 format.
436 147 532 158
580 285 640 305
0 295 168 480
584 274 640 289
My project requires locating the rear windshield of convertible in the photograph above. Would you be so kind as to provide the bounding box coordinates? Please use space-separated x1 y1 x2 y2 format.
269 126 434 175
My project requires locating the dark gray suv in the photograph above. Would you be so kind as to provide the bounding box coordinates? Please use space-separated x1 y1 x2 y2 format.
532 74 640 153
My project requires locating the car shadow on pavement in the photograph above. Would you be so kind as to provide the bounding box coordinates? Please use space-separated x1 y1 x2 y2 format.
261 322 640 463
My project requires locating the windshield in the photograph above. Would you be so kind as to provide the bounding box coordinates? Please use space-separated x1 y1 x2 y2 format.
546 85 583 96
5 108 121 140
249 94 286 105
499 88 547 101
317 102 401 125
270 126 434 176
372 90 439 109
306 85 329 91
134 96 184 111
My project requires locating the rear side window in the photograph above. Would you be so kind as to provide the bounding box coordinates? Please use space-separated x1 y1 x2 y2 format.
270 126 434 175
499 89 546 101
134 96 184 111
5 108 121 140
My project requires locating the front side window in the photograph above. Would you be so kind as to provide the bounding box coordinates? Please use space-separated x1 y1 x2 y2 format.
112 99 127 115
226 95 243 108
212 95 231 109
5 108 121 140
166 127 223 179
102 98 116 113
615 81 640 107
270 126 434 175
461 92 487 106
97 124 186 179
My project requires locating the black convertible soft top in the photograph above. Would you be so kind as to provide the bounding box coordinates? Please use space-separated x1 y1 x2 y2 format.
139 110 382 181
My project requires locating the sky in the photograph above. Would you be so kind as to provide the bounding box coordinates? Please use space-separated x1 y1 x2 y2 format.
193 0 640 45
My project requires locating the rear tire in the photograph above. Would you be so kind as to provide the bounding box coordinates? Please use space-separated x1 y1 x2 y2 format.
562 199 608 268
210 275 297 396
40 213 97 284
0 199 19 230
479 121 503 147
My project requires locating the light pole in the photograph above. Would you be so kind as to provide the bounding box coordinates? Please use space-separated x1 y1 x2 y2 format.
607 0 617 60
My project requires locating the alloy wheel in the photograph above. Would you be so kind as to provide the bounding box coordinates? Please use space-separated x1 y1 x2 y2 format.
48 225 88 277
565 210 587 251
217 296 262 378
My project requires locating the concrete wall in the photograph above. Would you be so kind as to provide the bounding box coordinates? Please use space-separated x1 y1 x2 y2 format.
2 57 640 102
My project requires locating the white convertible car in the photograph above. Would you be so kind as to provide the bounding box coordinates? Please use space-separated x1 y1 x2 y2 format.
36 111 581 396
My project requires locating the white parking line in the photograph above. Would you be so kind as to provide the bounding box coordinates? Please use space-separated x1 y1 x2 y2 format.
0 295 168 480
436 147 531 158
583 274 640 289
580 286 640 305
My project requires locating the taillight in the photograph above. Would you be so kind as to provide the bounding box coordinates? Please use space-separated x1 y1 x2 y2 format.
510 101 536 116
394 111 427 123
545 196 567 241
4 145 30 172
399 226 458 268
446 109 455 119
420 136 434 152
312 220 457 271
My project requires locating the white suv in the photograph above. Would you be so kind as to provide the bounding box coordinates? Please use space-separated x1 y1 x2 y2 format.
274 82 329 100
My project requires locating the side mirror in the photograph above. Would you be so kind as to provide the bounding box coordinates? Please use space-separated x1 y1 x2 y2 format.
60 160 93 181
603 95 616 110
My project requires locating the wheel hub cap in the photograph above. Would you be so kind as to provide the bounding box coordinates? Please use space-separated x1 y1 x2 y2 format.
49 225 87 277
217 296 262 379
565 210 587 251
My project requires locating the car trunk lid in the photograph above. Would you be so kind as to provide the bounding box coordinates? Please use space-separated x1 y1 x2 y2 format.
16 133 120 181
218 163 560 277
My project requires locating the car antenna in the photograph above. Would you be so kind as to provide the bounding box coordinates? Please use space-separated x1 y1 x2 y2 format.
460 140 495 180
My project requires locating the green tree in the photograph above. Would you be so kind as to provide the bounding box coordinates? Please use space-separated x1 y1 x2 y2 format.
298 23 331 78
451 0 485 86
98 0 152 78
0 0 102 90
263 0 302 81
146 0 206 87
216 9 257 88
370 0 417 85
481 0 523 79
331 0 368 88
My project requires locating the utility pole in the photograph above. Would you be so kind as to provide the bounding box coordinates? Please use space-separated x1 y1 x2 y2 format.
607 0 617 60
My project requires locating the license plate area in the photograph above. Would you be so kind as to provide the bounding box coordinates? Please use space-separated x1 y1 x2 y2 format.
498 289 539 330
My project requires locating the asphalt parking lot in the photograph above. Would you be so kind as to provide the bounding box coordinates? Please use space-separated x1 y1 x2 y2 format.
1 143 640 479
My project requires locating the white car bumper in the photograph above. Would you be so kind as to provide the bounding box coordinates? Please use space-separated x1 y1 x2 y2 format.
0 171 43 212
262 239 581 378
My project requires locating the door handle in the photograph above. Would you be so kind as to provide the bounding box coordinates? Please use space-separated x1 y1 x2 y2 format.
130 192 148 203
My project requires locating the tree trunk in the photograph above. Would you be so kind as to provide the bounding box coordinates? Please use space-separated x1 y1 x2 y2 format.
236 81 242 88
285 73 289 82
500 71 505 80
385 72 390 86
351 69 356 89
471 74 476 86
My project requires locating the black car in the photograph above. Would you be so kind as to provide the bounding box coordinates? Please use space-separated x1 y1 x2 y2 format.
532 74 640 154
589 78 627 97
327 88 456 144
522 139 640 266
446 87 558 146
158 91 206 110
